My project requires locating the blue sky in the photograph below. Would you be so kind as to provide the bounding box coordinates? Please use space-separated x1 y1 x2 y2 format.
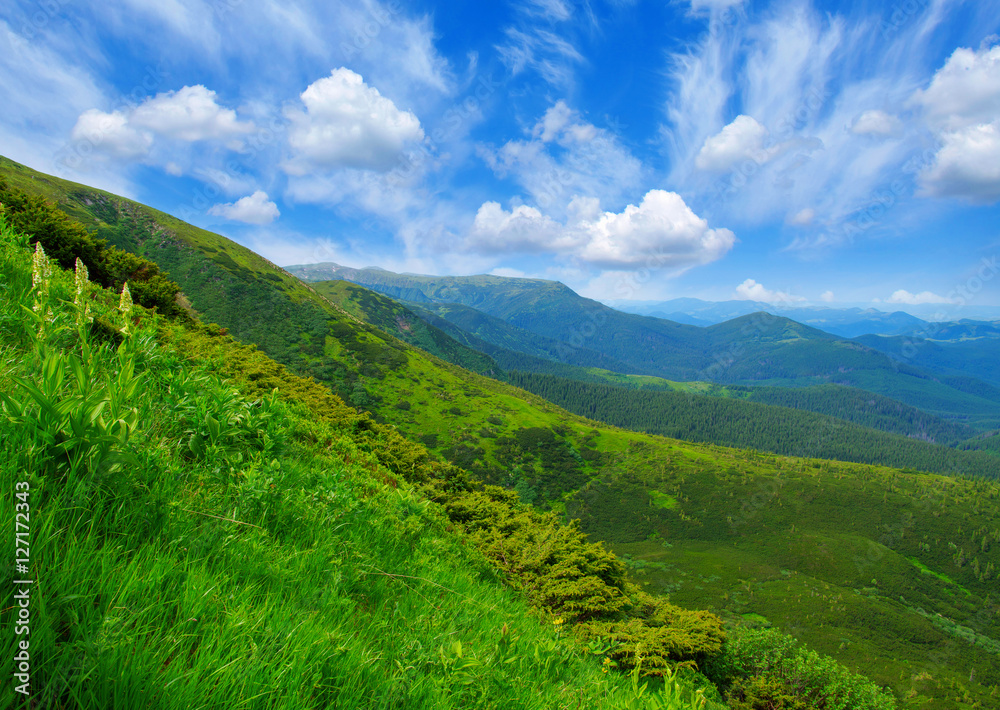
2 0 999 313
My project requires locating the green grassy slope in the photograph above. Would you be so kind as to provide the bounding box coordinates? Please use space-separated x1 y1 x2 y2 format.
0 219 724 710
4 156 1000 708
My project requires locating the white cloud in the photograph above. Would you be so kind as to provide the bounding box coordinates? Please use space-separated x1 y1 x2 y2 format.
820 290 835 302
70 109 153 160
208 190 280 225
468 202 565 253
468 189 735 269
919 122 1000 202
284 68 424 174
887 289 956 305
914 44 1000 202
695 115 773 172
522 0 573 21
66 85 253 170
735 278 805 303
911 44 1000 132
850 110 903 137
496 1 584 88
689 0 746 10
578 190 735 268
130 85 253 141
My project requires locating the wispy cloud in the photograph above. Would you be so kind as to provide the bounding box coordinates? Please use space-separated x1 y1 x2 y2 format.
496 0 584 87
480 100 644 216
661 0 981 249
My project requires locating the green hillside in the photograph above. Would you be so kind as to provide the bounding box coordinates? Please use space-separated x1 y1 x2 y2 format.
310 280 504 378
4 156 1000 708
507 371 1000 478
0 215 730 709
405 298 636 372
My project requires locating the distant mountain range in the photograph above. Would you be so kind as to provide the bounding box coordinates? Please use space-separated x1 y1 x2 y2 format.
603 297 1000 339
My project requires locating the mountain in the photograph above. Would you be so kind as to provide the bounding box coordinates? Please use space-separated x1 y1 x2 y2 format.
854 333 1000 389
308 279 505 378
287 262 1000 429
902 319 1000 342
606 298 931 337
5 155 1000 708
608 298 1000 337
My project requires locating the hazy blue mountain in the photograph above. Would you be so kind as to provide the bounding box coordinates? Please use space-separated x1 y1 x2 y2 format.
607 298 930 337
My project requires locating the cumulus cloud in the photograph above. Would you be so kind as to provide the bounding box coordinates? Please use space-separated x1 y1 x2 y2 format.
850 110 903 137
914 44 1000 202
130 85 253 141
284 68 424 174
734 278 805 303
886 289 956 305
919 123 1000 202
468 202 565 253
911 44 1000 132
695 115 773 172
468 189 735 269
577 190 735 268
208 190 280 225
68 85 252 166
70 109 153 160
820 290 835 302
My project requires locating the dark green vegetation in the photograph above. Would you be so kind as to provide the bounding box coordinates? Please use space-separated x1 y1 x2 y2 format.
507 372 1000 478
731 384 980 446
288 262 1000 429
3 156 1000 708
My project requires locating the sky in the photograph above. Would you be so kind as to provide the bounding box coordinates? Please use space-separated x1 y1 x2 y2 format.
1 0 999 314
